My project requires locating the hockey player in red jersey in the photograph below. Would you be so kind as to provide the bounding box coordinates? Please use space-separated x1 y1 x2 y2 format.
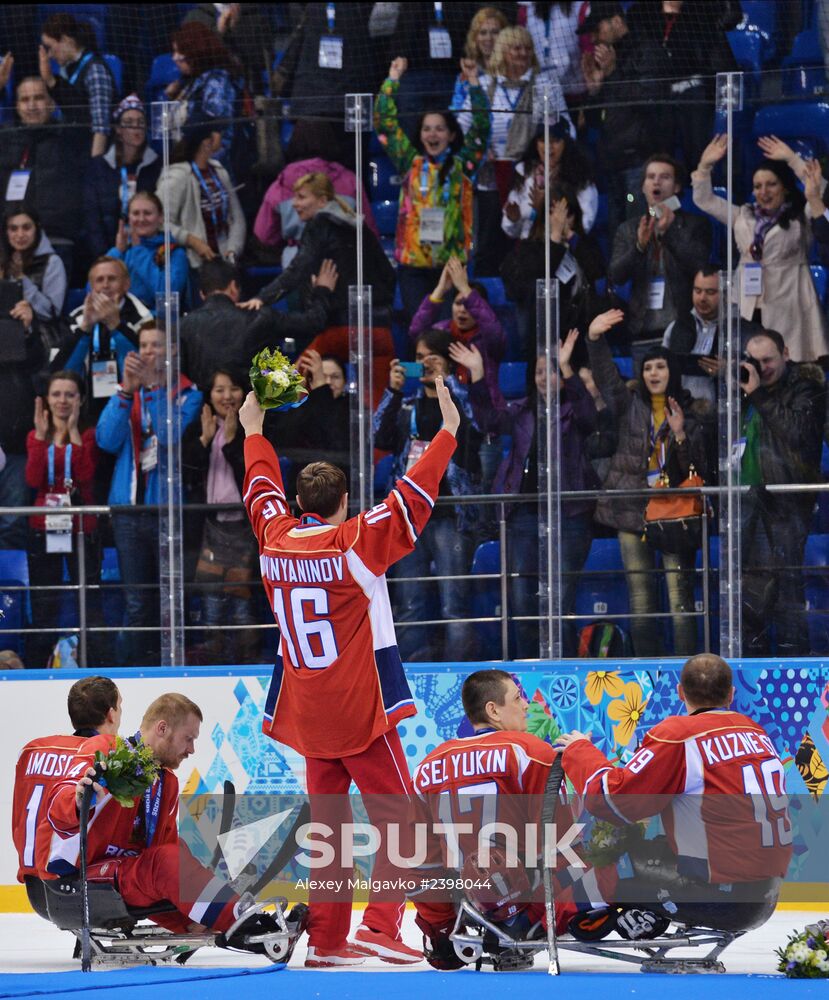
239 378 463 967
41 693 281 952
410 669 617 969
557 654 793 932
13 676 122 885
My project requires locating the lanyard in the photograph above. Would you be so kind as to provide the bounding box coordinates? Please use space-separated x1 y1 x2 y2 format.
419 157 451 205
433 1 443 22
326 2 336 31
120 166 130 220
191 162 228 233
92 322 106 357
143 774 164 847
650 410 668 456
498 80 526 113
67 51 94 87
48 444 73 491
139 388 153 436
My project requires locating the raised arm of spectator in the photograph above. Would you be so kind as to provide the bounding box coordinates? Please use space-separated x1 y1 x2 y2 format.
372 361 407 452
585 309 630 417
373 58 417 175
691 134 731 224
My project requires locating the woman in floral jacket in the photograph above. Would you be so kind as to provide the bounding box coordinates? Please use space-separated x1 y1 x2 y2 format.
374 56 490 323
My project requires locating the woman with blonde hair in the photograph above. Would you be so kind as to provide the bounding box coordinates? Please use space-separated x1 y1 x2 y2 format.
450 7 508 110
458 24 572 274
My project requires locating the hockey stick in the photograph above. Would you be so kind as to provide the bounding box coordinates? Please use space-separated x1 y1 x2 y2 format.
78 762 105 973
244 801 311 898
541 754 565 976
209 780 236 872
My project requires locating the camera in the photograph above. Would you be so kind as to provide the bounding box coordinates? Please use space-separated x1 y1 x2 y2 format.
739 355 762 384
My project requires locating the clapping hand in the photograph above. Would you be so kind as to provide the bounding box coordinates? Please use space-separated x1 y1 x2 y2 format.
804 157 826 214
666 395 685 436
311 259 338 292
446 256 471 296
298 348 325 389
636 214 655 251
200 403 217 446
459 57 478 87
389 57 408 81
33 397 50 441
121 351 144 393
559 328 580 378
757 134 796 165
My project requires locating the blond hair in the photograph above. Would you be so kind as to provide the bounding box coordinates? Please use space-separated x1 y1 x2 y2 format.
292 171 354 217
141 693 203 730
490 25 539 79
88 255 129 282
464 7 508 68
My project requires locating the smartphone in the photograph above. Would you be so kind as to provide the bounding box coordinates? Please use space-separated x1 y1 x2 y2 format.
649 195 682 219
399 361 424 377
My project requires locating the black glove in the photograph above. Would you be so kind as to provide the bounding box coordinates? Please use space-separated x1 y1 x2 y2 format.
415 912 466 971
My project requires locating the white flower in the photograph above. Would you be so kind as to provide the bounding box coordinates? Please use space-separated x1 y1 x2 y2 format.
789 942 810 963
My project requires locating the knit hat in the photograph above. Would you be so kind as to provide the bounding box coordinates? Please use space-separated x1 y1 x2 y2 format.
113 93 146 123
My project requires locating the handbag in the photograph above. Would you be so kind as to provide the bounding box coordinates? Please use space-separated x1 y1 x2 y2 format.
644 464 705 554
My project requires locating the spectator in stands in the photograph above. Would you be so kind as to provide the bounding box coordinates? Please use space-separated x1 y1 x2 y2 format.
180 258 336 391
83 94 161 259
449 7 508 110
0 208 66 321
39 13 115 158
452 330 598 657
25 370 99 669
805 157 829 268
387 2 481 135
609 154 710 365
107 192 189 310
182 3 273 97
662 265 721 404
625 1 739 171
167 22 243 170
409 257 506 406
524 1 586 97
290 349 351 477
458 25 572 276
502 122 598 237
253 119 378 269
156 119 246 270
587 308 709 658
739 328 825 656
693 135 829 362
55 256 151 421
0 77 86 283
182 365 259 664
501 182 606 360
374 57 489 322
577 2 665 233
374 330 482 662
96 320 202 666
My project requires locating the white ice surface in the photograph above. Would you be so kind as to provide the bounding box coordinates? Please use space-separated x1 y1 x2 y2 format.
0 907 815 975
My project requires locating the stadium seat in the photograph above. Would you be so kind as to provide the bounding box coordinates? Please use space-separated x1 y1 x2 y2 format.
782 29 824 98
103 54 123 96
146 53 180 106
615 356 633 379
811 265 828 308
0 549 30 654
474 277 508 308
727 28 763 82
373 453 394 497
498 362 527 399
805 533 829 653
470 540 501 647
738 1 777 60
752 103 829 157
371 199 398 237
368 155 400 202
64 288 86 317
574 536 630 633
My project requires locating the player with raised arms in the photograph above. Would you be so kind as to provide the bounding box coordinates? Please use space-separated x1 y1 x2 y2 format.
239 376 462 967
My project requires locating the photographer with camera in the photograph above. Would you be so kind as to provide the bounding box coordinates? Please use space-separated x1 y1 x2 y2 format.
739 329 825 655
609 155 711 368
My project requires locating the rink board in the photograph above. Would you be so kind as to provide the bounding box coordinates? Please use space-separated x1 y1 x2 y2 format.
1 659 828 910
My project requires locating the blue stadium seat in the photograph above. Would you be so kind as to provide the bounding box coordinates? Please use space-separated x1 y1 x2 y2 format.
146 53 180 106
368 155 401 202
371 199 398 237
574 536 630 632
811 265 828 307
373 454 394 498
64 288 86 317
474 277 508 308
738 1 777 60
498 362 527 399
727 29 764 81
103 54 123 96
805 533 829 653
752 103 829 157
615 356 633 379
470 540 501 646
0 550 30 653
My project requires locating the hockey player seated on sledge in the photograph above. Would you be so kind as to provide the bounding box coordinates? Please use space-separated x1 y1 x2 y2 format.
557 654 793 938
30 692 289 954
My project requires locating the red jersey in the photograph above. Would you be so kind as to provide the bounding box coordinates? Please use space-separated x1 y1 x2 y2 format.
42 736 179 878
243 430 457 759
13 734 90 882
412 730 570 869
562 710 793 884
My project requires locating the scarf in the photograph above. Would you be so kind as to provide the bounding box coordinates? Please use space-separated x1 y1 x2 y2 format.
207 416 243 521
750 201 788 261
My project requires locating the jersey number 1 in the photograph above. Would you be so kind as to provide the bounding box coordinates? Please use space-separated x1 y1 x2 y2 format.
272 588 339 669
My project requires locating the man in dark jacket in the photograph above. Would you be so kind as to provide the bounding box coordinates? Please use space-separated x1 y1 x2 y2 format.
662 265 721 404
740 329 826 655
0 77 87 280
609 154 711 364
180 259 335 391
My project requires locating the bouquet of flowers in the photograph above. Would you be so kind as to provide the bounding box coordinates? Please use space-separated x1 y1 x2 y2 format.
94 736 159 808
250 347 309 410
776 922 829 978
